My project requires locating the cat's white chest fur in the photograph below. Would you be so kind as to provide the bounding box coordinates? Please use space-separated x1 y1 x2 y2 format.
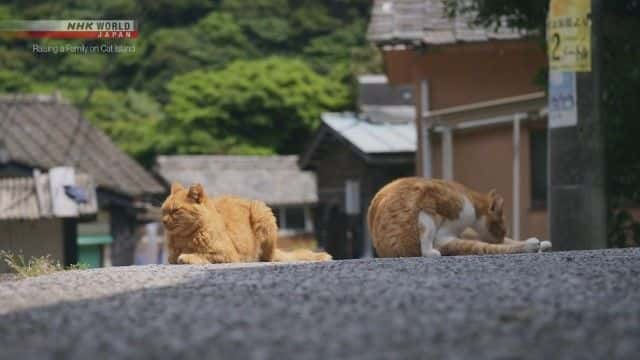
418 195 476 256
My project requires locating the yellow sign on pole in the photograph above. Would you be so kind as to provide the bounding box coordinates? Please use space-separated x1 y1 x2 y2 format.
547 0 591 72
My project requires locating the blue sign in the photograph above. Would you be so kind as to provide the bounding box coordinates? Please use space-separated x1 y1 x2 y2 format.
549 71 577 128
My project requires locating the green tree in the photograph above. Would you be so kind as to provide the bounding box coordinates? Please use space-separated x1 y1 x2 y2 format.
0 70 33 92
164 57 349 155
220 0 292 51
84 89 164 166
133 12 255 101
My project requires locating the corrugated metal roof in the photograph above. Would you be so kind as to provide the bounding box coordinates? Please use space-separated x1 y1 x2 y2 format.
367 0 528 45
0 94 164 196
322 113 416 154
155 155 317 206
0 172 98 220
360 105 415 124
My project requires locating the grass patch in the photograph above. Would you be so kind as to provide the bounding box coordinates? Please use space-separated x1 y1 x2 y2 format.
0 250 88 278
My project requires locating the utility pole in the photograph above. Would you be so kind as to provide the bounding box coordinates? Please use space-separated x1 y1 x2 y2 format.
548 0 606 250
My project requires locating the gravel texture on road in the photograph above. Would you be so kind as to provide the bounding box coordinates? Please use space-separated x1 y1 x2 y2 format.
1 248 639 360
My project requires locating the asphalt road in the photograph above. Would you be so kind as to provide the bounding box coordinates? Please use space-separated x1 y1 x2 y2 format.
1 248 639 360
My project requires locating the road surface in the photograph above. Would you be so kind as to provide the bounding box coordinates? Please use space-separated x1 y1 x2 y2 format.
1 248 639 359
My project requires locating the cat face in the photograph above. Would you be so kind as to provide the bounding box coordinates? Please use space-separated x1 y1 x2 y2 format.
161 182 206 234
482 189 507 243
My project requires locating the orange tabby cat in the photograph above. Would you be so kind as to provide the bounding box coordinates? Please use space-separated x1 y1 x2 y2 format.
162 183 331 264
368 177 552 257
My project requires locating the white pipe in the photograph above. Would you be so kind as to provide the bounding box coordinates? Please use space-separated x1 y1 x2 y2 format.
420 80 432 178
512 114 522 241
442 126 453 180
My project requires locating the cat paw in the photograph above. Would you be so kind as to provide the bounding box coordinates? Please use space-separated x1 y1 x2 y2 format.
177 254 209 265
423 249 441 257
539 240 552 252
523 238 541 253
315 253 333 261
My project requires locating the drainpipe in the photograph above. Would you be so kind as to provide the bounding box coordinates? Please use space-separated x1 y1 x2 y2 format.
512 113 524 241
420 80 432 178
442 126 453 180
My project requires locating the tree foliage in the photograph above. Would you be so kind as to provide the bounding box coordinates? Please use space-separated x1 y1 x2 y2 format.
84 89 165 166
163 57 349 155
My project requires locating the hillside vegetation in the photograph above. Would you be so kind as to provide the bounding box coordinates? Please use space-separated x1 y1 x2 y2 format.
0 0 380 165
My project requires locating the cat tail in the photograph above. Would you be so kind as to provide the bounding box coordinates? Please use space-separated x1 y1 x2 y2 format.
250 200 331 262
366 189 385 243
249 200 279 261
273 248 332 262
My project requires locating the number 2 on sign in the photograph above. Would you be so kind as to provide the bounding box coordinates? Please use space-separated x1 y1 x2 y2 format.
551 33 561 60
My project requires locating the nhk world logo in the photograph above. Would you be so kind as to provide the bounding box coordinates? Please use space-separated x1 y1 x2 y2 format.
0 20 137 39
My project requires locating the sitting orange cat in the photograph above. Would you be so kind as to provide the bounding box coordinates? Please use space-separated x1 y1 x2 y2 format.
162 183 331 264
368 177 552 257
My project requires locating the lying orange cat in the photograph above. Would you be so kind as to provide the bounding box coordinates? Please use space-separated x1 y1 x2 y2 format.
368 177 552 257
162 183 331 264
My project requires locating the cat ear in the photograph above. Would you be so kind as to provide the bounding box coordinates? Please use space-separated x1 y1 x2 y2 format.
187 183 205 203
489 191 504 215
170 182 184 194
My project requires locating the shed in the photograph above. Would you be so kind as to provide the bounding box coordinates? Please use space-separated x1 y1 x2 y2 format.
0 94 166 266
0 170 98 271
299 75 417 258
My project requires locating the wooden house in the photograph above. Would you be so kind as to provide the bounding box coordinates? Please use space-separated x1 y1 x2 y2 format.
0 170 98 271
300 75 416 258
0 94 165 268
367 0 549 241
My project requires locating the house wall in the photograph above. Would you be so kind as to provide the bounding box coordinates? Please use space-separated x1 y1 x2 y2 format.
431 124 548 240
384 39 546 110
380 38 549 240
0 219 64 272
314 141 369 205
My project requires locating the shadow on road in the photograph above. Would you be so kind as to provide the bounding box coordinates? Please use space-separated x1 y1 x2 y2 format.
1 249 640 359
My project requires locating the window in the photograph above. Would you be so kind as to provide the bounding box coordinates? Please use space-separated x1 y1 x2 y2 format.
284 207 306 230
530 129 548 207
276 206 309 234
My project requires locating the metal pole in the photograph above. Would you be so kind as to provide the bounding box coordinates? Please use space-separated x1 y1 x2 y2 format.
549 0 606 250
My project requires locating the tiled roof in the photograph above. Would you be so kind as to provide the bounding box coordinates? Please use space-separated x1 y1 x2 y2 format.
0 172 98 220
367 0 527 45
155 155 317 206
0 95 164 197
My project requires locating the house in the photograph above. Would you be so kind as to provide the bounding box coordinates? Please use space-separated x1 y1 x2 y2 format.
367 0 549 241
299 75 416 258
155 155 319 250
0 94 165 267
0 169 98 272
